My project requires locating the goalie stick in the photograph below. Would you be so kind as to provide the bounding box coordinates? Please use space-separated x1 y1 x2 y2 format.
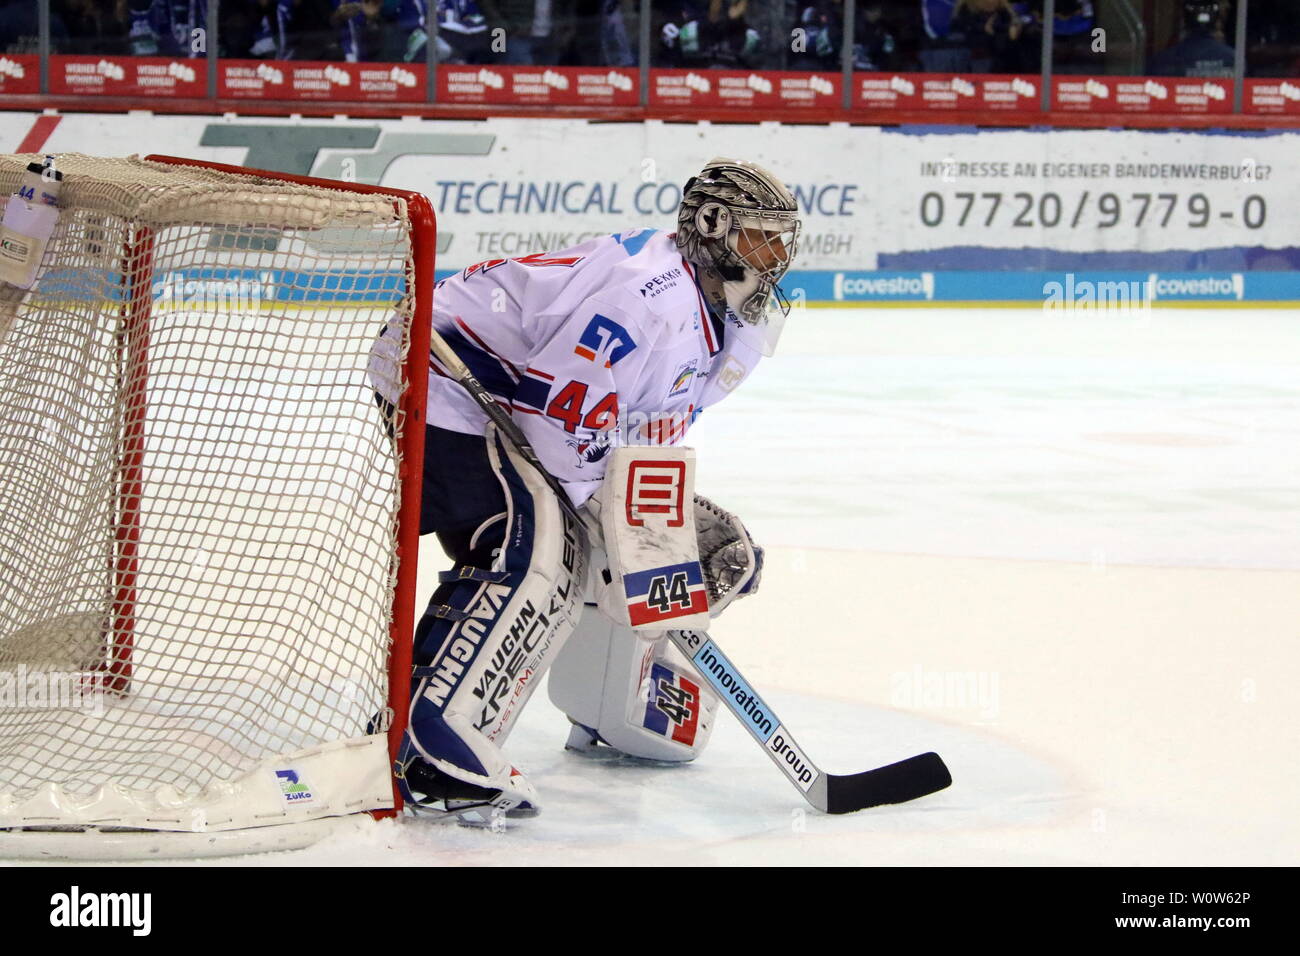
424 329 952 812
665 630 950 812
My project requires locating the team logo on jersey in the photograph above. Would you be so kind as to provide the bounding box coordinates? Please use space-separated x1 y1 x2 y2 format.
667 360 697 399
715 356 747 393
574 314 637 368
566 434 612 467
642 662 702 746
638 266 682 300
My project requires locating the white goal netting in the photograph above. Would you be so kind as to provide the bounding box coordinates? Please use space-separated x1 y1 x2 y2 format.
0 155 423 839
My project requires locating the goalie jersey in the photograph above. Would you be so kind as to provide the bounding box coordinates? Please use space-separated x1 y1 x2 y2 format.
376 229 762 506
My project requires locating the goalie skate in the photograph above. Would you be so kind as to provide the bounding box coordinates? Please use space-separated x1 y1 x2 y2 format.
397 758 541 827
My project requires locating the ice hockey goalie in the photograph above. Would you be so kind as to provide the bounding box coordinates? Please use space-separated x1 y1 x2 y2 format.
369 157 800 825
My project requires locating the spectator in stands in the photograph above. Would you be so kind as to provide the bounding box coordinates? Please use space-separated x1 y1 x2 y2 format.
334 0 390 60
920 0 1035 73
1050 0 1092 37
557 1 637 67
660 0 762 69
918 0 954 59
0 0 68 54
52 0 131 55
426 0 491 64
222 0 292 59
592 0 637 66
789 0 841 71
555 0 601 65
853 1 901 70
477 0 577 65
124 0 215 58
1148 0 1235 78
786 0 899 73
703 0 762 67
1043 0 1096 75
657 1 702 66
280 0 347 59
1245 0 1300 77
918 0 972 71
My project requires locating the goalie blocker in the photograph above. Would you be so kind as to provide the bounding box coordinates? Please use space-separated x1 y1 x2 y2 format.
551 445 763 764
399 433 761 819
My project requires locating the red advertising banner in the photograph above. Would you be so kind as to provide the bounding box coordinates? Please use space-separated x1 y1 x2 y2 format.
1243 78 1300 116
0 54 39 95
49 55 206 98
854 73 1038 112
219 59 425 102
437 65 638 106
1053 76 1234 114
650 69 840 110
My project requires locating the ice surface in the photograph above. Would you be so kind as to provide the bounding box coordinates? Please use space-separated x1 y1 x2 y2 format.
11 307 1297 866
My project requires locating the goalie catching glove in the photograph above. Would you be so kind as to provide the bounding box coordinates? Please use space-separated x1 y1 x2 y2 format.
588 445 761 628
693 493 762 617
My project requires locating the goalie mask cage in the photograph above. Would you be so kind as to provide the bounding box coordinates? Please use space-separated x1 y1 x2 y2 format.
0 154 433 859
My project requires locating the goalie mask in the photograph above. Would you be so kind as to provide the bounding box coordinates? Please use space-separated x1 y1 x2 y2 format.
676 157 801 356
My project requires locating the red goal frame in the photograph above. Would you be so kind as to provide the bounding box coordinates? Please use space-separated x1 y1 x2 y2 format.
104 155 435 816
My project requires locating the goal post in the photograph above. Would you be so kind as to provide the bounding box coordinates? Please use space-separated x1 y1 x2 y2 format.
0 154 433 858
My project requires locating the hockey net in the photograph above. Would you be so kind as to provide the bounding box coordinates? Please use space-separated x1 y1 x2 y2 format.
0 154 432 857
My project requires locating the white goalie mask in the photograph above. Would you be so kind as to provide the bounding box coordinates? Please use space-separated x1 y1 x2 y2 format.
675 158 801 356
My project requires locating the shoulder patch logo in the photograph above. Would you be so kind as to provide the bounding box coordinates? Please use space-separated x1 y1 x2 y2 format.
667 359 697 398
574 314 637 368
715 355 747 393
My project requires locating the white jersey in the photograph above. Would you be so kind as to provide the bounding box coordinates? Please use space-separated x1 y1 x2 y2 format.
382 229 763 505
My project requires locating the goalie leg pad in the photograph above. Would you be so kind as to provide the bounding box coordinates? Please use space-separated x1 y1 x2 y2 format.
401 424 588 797
548 605 719 763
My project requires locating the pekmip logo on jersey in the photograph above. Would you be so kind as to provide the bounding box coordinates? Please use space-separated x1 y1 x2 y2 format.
638 266 683 299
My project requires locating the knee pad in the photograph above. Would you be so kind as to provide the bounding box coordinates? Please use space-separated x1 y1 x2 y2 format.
400 424 588 793
547 605 719 763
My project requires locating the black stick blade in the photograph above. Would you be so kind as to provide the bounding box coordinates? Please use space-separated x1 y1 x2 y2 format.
823 752 952 814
